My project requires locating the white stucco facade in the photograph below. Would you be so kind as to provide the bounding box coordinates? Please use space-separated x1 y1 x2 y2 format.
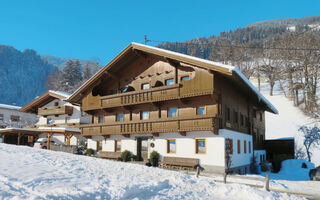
0 104 36 128
35 97 91 146
88 129 253 172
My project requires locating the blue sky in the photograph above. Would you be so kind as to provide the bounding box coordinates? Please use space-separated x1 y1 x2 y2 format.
0 0 319 65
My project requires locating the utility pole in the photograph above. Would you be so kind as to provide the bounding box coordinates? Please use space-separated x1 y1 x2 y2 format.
144 34 147 45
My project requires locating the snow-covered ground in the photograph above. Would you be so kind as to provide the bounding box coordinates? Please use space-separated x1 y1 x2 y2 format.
254 81 320 166
0 143 307 200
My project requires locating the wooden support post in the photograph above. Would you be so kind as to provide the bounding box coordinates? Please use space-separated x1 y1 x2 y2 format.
2 135 5 143
265 173 270 191
66 135 71 146
17 133 21 145
47 133 52 150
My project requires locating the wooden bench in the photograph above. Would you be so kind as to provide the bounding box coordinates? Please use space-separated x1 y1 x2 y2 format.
98 151 122 160
160 156 199 170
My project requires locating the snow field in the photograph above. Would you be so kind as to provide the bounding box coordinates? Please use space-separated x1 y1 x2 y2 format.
0 144 305 200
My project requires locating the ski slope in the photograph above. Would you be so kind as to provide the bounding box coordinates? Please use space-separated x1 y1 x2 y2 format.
0 143 305 200
257 82 320 166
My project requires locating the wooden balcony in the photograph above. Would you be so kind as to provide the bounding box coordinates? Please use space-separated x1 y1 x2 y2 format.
83 81 214 111
38 106 73 116
80 115 221 136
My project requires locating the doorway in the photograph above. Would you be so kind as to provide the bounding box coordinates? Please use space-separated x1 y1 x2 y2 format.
136 137 150 161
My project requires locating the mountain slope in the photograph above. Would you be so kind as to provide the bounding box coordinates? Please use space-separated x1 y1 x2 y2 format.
0 46 56 106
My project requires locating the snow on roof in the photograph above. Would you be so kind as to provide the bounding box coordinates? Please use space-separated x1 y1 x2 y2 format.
132 43 278 114
0 104 21 111
69 42 278 114
37 126 80 132
49 90 71 99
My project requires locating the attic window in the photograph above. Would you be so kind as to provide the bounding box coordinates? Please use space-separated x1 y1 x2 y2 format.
54 102 59 106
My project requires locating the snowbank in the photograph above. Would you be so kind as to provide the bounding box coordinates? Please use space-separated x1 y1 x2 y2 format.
0 144 304 200
261 159 314 181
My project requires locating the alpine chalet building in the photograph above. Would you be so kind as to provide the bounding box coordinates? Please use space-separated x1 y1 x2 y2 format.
68 43 278 173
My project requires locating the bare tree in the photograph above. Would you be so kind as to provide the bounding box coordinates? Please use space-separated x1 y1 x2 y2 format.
298 125 320 162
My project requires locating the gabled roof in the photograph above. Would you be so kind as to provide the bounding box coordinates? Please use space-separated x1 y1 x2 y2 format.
0 104 21 111
68 42 278 114
20 90 70 113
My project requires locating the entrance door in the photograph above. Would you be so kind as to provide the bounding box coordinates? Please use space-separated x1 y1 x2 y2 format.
136 137 149 161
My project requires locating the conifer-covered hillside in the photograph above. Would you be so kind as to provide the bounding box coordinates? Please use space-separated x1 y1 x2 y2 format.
0 45 56 106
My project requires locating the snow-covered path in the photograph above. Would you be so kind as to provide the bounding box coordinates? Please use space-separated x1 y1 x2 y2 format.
0 144 304 200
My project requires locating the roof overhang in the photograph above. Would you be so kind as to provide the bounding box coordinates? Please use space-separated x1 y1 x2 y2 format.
68 42 278 114
20 90 70 114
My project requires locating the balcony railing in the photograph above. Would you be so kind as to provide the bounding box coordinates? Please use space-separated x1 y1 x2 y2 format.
83 82 214 111
80 115 221 136
38 106 73 116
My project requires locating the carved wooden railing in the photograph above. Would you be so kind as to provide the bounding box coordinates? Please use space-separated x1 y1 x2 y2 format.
83 82 214 111
80 116 221 136
38 106 73 116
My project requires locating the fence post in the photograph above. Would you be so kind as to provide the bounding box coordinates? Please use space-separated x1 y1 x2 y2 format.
196 166 200 178
265 173 270 191
223 173 227 184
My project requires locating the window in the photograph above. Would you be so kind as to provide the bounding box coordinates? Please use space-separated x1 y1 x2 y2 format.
165 79 175 86
99 116 104 123
197 106 206 115
259 112 263 122
10 115 19 122
0 114 3 122
54 102 59 106
115 140 121 152
233 110 238 124
158 108 161 118
47 118 54 124
249 141 251 153
196 139 206 154
168 107 178 118
225 138 233 154
141 111 149 120
237 140 241 154
96 140 103 152
116 113 124 122
129 111 133 121
181 76 190 81
141 83 150 90
167 139 176 153
244 140 247 154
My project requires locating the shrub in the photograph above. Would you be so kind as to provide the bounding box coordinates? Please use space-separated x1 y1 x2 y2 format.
150 151 160 167
85 148 94 156
121 150 132 162
131 154 138 161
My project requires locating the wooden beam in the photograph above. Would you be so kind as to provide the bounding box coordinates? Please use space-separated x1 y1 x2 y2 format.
122 134 130 138
103 135 110 141
105 71 118 80
152 132 159 137
133 49 148 59
166 58 181 68
17 133 21 145
178 131 186 136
